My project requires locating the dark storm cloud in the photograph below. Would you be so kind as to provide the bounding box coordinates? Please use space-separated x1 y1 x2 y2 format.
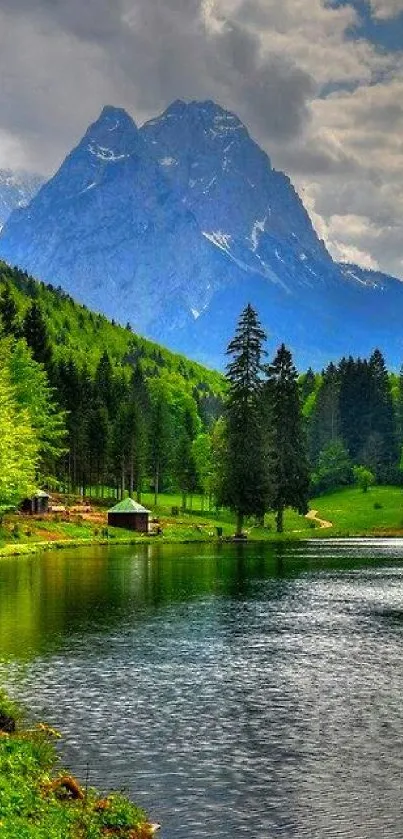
0 0 315 172
0 0 126 42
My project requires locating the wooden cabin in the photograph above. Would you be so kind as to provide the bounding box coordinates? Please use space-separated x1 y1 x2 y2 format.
21 491 50 515
108 498 151 532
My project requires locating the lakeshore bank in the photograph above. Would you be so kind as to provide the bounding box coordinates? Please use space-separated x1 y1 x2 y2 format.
0 690 158 839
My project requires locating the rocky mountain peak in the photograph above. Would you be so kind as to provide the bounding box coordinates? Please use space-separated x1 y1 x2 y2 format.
1 99 403 370
81 105 142 162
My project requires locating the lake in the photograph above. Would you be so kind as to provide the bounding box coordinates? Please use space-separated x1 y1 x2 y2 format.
1 540 403 838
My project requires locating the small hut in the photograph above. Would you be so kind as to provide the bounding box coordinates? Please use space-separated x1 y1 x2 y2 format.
108 498 151 532
21 490 50 515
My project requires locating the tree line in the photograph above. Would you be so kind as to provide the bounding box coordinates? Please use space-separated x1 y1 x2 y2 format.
2 271 403 525
0 280 222 505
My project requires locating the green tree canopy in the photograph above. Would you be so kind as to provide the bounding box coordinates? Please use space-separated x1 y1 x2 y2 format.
221 304 270 535
265 344 310 532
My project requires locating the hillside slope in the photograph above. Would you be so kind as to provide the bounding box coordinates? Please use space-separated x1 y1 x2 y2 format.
0 261 224 395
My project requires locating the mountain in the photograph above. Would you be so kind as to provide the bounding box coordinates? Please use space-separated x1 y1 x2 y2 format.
1 100 403 369
0 170 43 228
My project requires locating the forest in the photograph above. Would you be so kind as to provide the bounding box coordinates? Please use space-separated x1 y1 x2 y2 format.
1 260 403 524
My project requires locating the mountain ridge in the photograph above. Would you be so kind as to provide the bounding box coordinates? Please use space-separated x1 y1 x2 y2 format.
0 101 402 369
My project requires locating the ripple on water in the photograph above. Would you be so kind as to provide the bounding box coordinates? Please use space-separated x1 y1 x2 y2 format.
1 542 403 838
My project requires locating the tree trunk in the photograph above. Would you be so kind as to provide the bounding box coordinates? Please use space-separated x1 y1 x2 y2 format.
236 511 244 538
154 465 159 508
121 459 126 498
276 506 284 534
129 457 134 496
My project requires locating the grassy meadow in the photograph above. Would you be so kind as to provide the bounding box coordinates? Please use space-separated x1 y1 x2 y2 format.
0 484 403 557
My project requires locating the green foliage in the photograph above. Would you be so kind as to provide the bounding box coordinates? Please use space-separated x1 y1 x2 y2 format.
221 304 270 534
311 439 353 495
192 433 214 498
0 262 223 392
0 262 223 502
309 485 403 537
23 301 53 368
0 704 148 839
0 358 38 505
7 339 66 479
353 465 375 493
265 343 310 532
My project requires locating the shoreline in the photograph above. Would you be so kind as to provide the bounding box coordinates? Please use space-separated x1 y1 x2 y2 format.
0 690 158 838
1 528 403 559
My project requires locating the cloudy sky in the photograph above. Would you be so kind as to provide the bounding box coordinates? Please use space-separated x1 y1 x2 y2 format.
0 0 402 277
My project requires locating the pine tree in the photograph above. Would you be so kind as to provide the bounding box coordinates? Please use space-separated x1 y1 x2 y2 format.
265 344 310 533
366 349 397 481
300 367 316 403
150 395 172 506
95 351 116 416
0 285 19 337
308 363 340 466
23 302 52 369
222 304 269 536
176 407 199 510
86 402 110 495
339 357 371 460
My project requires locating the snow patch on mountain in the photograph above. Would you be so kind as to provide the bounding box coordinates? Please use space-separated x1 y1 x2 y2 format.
88 144 129 162
202 231 232 251
251 217 266 252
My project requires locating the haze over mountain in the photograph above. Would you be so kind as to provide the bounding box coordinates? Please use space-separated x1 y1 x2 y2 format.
0 170 43 228
1 101 403 369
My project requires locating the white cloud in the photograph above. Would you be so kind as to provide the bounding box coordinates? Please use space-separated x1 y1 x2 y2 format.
369 0 403 19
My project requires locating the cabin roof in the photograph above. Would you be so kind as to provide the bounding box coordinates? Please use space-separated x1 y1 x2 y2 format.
108 498 151 515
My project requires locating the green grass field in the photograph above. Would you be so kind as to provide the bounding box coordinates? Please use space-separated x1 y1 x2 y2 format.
309 485 403 537
1 485 403 557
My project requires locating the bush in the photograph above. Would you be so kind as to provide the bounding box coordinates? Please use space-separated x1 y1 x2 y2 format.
353 465 375 493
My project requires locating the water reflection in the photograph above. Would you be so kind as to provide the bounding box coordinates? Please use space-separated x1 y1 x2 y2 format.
1 541 403 838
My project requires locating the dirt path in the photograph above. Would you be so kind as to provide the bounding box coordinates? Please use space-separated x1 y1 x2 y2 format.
306 509 333 529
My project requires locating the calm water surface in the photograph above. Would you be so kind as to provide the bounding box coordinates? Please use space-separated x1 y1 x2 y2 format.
1 540 403 838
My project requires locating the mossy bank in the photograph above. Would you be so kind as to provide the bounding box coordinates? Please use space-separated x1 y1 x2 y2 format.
0 690 157 838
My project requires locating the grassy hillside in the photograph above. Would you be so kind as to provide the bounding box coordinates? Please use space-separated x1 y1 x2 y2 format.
309 485 403 537
0 261 224 393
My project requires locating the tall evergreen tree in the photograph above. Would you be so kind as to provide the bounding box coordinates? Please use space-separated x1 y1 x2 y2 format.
0 285 19 337
150 394 172 506
308 362 340 466
23 302 52 369
221 304 269 536
8 339 66 483
300 367 316 403
176 406 199 509
94 350 116 416
265 344 310 533
87 402 110 495
339 357 371 461
366 349 397 481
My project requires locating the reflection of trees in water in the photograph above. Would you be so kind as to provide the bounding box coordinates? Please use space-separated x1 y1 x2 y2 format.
0 543 293 660
0 542 391 662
